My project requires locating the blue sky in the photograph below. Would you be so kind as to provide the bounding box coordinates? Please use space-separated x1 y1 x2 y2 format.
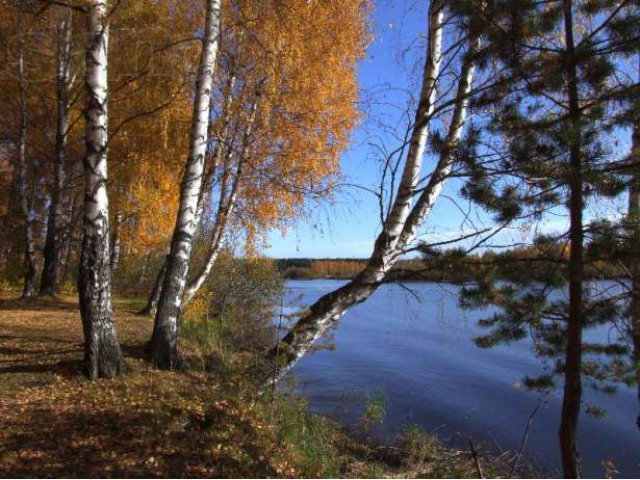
263 0 630 259
265 0 470 258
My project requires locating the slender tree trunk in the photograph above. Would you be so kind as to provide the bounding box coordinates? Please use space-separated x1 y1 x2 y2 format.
183 222 223 304
143 77 235 315
59 230 73 286
59 191 79 286
559 0 583 477
138 251 151 285
192 74 236 239
262 0 485 387
138 254 168 317
183 99 258 304
151 0 222 369
16 27 37 299
110 210 123 272
628 59 640 402
78 0 125 379
41 8 72 296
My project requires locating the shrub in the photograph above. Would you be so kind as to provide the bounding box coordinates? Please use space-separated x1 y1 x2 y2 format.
181 252 283 372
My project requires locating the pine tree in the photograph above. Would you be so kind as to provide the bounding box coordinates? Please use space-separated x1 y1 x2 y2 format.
456 0 639 476
628 60 640 401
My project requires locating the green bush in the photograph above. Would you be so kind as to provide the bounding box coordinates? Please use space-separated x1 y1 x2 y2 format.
181 252 283 371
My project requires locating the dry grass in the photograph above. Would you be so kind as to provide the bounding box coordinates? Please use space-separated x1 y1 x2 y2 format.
0 294 294 478
0 293 521 478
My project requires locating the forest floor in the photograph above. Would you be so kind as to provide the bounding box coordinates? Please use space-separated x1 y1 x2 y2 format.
0 293 509 478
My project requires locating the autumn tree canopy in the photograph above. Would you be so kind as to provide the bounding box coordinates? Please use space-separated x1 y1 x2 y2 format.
0 0 369 288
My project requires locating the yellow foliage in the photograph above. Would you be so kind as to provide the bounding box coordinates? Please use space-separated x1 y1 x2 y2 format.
310 260 365 278
107 0 201 253
0 0 370 262
218 0 370 250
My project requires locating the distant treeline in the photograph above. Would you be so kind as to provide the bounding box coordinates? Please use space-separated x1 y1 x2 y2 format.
276 258 368 279
275 256 478 282
276 244 626 283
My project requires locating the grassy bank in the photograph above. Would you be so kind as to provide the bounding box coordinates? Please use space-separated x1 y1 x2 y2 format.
0 294 522 478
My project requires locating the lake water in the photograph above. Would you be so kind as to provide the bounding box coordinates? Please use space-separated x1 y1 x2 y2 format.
282 280 639 478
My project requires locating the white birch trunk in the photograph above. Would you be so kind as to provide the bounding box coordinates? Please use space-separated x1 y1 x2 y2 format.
144 78 234 314
399 43 477 246
110 210 123 272
41 8 72 295
374 0 444 258
262 1 482 387
151 0 222 369
184 99 258 304
78 0 125 379
16 28 37 299
193 74 236 232
182 171 237 304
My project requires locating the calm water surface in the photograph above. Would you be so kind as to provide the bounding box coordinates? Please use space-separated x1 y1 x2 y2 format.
282 280 639 478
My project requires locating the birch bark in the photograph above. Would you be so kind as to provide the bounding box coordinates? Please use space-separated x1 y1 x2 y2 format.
110 210 123 272
193 74 236 234
140 77 234 315
41 8 72 295
16 26 38 299
151 0 222 369
78 0 125 379
183 99 258 304
261 0 487 387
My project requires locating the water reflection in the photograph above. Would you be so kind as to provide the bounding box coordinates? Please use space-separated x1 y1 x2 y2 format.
283 280 639 478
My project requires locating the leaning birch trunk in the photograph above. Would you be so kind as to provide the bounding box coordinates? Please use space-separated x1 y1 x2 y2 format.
158 75 235 308
144 101 228 314
16 29 37 299
183 212 225 304
261 0 477 387
182 168 238 304
183 100 258 304
78 0 125 379
628 58 640 402
151 0 222 369
41 8 72 296
193 75 236 236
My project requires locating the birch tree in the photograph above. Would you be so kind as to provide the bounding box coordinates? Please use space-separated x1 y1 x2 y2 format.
40 7 73 296
264 0 480 385
14 15 38 299
106 0 200 269
174 0 368 306
151 0 222 369
183 95 258 304
78 0 125 378
110 210 122 271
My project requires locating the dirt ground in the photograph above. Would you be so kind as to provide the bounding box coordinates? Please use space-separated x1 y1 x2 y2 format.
0 295 294 478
